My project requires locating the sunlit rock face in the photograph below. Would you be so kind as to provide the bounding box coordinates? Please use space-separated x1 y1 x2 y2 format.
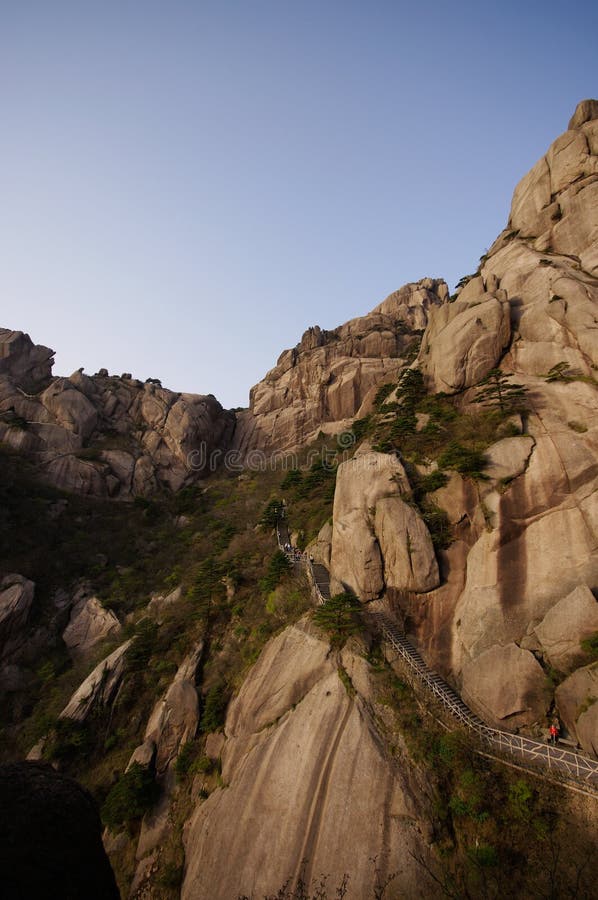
182 618 437 900
233 278 448 454
381 101 598 750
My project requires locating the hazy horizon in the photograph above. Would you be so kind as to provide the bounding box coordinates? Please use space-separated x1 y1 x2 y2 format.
1 1 596 407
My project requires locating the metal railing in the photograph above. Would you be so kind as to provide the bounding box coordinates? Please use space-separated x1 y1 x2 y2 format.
369 610 598 788
274 516 598 790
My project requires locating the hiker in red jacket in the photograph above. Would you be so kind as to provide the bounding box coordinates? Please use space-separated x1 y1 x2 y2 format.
549 722 560 745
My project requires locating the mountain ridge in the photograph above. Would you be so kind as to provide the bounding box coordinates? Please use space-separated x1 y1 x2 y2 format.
1 99 598 899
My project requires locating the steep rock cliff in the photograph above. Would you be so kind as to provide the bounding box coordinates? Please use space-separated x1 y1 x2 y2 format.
373 101 598 747
182 618 436 899
234 278 448 454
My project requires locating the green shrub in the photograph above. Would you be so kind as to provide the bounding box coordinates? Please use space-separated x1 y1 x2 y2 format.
455 273 474 290
468 844 498 868
157 862 184 889
546 361 571 382
507 779 534 821
259 549 291 594
419 502 452 550
580 632 598 659
101 763 159 831
351 416 372 443
296 459 337 499
281 469 303 490
193 755 215 774
175 740 200 781
313 593 363 647
44 719 92 763
568 420 588 433
259 499 283 528
413 470 448 497
374 382 396 410
474 368 528 414
403 336 422 362
200 682 229 733
126 619 159 671
437 441 487 478
265 581 311 622
396 367 426 405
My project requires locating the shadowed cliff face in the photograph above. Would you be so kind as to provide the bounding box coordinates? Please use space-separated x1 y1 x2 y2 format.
233 278 449 454
0 761 120 899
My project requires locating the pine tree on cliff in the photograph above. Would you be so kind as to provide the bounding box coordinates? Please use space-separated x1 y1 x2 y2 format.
474 368 527 415
313 593 362 646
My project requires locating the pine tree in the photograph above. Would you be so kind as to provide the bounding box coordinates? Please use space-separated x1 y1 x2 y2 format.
474 369 527 414
313 593 362 646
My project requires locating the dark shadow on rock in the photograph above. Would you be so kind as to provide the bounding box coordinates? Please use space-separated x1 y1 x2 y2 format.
0 761 120 899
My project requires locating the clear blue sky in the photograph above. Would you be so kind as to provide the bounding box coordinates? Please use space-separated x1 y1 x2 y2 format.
1 1 596 408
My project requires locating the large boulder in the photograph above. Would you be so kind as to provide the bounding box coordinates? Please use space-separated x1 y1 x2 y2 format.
509 100 598 250
128 645 203 887
60 641 131 722
535 584 598 672
374 496 439 592
451 425 598 670
484 436 535 483
0 329 54 390
330 450 438 600
0 761 119 899
41 454 108 496
306 520 333 568
555 662 598 755
40 379 98 439
461 643 549 728
419 292 511 393
135 646 202 776
62 590 122 658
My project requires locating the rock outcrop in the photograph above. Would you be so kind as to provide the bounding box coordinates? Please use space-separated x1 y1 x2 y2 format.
534 584 598 673
129 645 201 778
234 279 448 454
62 588 121 658
0 330 235 497
60 640 131 722
461 643 549 729
0 574 35 662
330 449 439 601
555 662 598 755
0 328 54 391
127 645 203 896
182 618 435 899
419 290 511 393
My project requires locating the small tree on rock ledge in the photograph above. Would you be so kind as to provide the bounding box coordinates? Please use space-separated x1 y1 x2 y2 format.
474 368 528 416
313 593 363 647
